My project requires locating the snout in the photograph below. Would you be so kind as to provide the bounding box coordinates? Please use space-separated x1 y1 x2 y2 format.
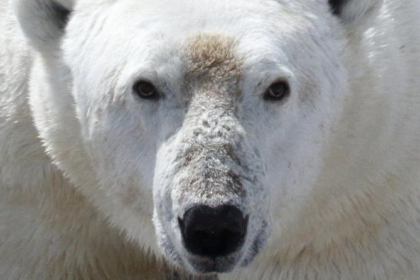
153 110 269 273
178 205 248 258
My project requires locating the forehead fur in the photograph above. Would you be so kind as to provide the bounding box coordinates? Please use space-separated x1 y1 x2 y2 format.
184 34 242 93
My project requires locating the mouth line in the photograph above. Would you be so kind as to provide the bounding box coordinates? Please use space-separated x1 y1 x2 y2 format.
186 257 237 274
179 247 243 274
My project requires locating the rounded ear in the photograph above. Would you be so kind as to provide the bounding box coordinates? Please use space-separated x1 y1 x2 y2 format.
14 0 74 52
329 0 383 27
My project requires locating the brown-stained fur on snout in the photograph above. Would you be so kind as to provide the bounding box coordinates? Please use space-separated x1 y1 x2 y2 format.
172 34 250 202
176 142 247 199
184 33 243 95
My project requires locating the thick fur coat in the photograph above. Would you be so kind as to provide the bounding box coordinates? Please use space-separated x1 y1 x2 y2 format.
1 0 420 279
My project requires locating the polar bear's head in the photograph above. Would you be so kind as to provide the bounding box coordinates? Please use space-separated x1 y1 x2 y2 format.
16 0 382 275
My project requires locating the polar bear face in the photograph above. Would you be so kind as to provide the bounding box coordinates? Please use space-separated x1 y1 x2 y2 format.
60 1 347 273
17 0 380 275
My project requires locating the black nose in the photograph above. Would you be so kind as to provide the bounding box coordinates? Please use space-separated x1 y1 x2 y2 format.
178 205 248 258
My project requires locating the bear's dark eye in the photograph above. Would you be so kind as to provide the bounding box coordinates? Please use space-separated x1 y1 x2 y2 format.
133 81 160 100
264 81 290 102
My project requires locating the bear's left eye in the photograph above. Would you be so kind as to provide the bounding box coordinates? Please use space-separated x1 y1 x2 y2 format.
263 81 290 102
133 81 160 100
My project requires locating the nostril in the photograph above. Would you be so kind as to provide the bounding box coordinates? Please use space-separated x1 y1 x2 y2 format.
179 205 248 258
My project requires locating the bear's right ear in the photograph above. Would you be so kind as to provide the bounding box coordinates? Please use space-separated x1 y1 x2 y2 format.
14 0 74 52
328 0 383 27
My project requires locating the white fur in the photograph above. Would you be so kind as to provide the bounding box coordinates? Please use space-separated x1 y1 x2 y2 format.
1 0 420 279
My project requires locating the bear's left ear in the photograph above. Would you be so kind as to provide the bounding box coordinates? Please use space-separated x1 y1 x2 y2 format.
14 0 74 52
328 0 383 26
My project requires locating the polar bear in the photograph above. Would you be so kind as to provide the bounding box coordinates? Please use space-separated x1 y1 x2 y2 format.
1 0 420 279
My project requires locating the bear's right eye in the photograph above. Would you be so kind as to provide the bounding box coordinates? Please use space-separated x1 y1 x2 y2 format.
133 81 160 100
